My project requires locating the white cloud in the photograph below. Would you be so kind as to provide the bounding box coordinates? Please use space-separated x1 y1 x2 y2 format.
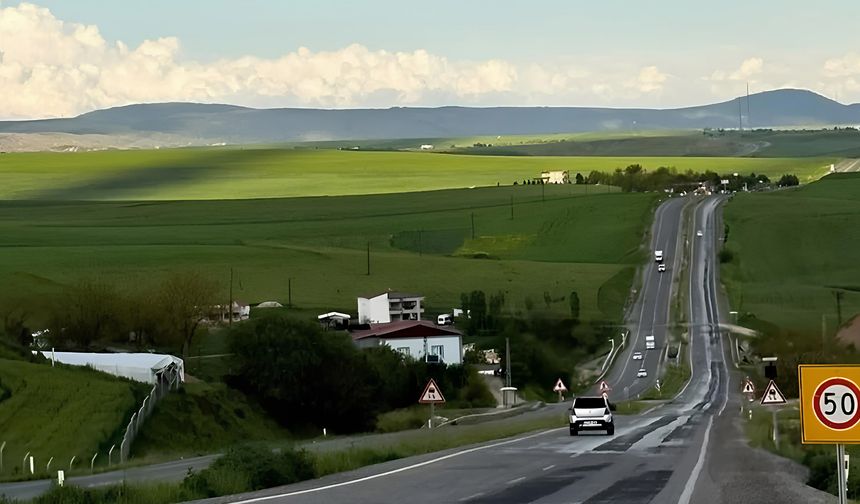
823 53 860 78
634 66 668 93
708 57 764 82
0 2 683 118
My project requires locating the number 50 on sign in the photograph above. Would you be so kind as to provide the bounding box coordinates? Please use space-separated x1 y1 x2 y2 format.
799 365 860 444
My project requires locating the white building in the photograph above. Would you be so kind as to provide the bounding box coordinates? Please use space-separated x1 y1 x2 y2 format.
539 170 570 184
351 320 463 365
419 144 434 150
357 291 424 324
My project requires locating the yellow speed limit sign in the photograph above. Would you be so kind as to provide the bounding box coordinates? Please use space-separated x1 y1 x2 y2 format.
799 365 860 444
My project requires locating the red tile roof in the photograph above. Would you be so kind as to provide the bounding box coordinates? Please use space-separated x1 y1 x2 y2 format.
350 320 461 341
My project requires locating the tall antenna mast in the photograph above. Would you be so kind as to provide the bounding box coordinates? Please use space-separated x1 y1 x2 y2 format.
746 82 751 129
738 96 743 135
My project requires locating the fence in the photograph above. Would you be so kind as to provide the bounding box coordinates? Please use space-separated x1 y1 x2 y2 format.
119 369 177 463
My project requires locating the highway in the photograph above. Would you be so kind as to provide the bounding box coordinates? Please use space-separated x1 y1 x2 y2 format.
601 196 687 400
188 195 740 504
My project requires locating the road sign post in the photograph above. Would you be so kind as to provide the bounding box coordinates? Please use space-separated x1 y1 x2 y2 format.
798 365 860 504
418 378 446 428
553 378 568 402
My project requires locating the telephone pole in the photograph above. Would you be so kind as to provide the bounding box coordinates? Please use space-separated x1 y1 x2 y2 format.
228 267 234 326
366 241 371 276
505 337 512 388
288 277 292 308
470 212 475 240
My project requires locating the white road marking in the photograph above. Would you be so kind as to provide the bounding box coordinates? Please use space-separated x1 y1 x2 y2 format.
678 416 714 504
227 428 565 503
506 476 526 485
542 464 556 471
459 492 485 502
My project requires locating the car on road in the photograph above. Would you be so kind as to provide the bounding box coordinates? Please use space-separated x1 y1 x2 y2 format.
569 396 615 436
645 334 656 349
696 230 703 237
637 368 648 378
658 263 666 272
632 351 643 360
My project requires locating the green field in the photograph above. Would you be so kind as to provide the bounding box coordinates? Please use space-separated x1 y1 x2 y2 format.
722 173 860 334
0 148 833 200
0 358 142 478
0 185 656 322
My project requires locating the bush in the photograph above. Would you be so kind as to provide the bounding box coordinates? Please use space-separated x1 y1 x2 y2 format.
183 445 315 498
719 248 734 264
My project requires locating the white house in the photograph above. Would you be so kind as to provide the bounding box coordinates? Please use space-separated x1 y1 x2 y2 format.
350 320 463 365
357 291 424 324
539 170 570 184
419 144 434 150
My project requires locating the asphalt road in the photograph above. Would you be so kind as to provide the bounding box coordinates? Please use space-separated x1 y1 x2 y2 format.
187 196 739 504
601 196 688 400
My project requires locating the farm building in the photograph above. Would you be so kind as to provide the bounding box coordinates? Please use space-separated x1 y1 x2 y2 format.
357 291 424 324
350 320 463 365
539 170 570 184
37 351 184 385
318 311 351 330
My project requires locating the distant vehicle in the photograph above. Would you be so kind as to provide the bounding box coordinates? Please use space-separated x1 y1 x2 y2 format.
437 314 453 325
632 352 643 360
645 334 656 350
696 230 703 237
654 250 664 262
569 396 615 436
637 368 648 378
658 263 666 273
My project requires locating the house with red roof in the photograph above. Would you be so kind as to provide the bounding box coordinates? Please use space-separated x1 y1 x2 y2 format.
350 320 462 365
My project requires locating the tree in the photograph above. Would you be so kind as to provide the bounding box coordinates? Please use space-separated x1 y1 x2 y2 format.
50 279 119 349
575 173 585 184
569 291 580 321
119 286 162 348
157 271 219 360
778 174 799 187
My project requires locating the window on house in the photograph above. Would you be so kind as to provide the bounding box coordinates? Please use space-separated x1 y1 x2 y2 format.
396 347 410 356
430 345 444 358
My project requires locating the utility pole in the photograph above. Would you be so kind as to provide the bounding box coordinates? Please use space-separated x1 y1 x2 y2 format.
288 277 292 308
366 241 371 276
834 290 844 326
418 229 423 256
510 195 514 220
541 181 545 202
505 337 512 388
470 212 475 240
228 267 233 326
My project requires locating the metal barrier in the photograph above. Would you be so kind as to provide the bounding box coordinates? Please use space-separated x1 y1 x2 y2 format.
119 372 173 463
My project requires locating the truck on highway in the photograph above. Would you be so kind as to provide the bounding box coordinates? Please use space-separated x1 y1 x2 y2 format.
654 250 664 262
645 334 656 349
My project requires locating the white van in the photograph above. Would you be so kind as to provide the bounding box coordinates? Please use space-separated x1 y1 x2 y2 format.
645 334 656 350
437 314 453 325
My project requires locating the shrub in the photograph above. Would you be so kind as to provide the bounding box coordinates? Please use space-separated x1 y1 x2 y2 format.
183 445 315 498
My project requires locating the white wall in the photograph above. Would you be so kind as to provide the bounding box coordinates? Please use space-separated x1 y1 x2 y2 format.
381 335 462 365
357 294 391 324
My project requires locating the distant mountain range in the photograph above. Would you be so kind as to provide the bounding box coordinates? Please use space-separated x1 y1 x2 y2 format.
1 89 859 145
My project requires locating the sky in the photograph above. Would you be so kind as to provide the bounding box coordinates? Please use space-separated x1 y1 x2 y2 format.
3 0 860 119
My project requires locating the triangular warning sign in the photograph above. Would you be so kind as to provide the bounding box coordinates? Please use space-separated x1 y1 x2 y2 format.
760 380 787 405
553 378 568 392
742 381 755 394
599 381 611 393
419 378 446 404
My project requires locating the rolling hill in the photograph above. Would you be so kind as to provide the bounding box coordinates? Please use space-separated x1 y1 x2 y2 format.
1 89 859 146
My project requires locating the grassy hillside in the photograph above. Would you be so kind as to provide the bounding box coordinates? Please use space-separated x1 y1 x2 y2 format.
0 185 656 322
131 382 287 459
722 173 860 333
0 148 832 200
0 358 142 478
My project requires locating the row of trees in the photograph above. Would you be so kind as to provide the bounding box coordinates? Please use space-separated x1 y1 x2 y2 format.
576 164 799 193
1 272 220 360
227 314 494 433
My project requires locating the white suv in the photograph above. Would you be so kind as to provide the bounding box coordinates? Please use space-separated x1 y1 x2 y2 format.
569 396 615 436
